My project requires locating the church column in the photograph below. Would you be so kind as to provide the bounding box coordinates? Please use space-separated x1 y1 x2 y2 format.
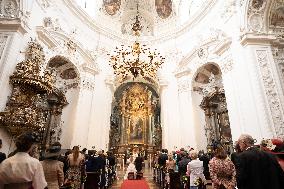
176 73 199 150
230 34 284 139
70 70 96 148
159 75 181 150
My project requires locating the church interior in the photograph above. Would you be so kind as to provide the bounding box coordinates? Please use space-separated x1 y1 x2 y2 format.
0 0 284 189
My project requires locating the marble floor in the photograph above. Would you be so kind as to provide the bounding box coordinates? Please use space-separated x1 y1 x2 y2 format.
110 167 159 189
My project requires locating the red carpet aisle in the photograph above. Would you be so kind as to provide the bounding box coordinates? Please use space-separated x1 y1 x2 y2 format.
120 180 150 189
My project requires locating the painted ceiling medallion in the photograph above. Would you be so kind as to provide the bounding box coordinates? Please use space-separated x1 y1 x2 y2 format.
103 0 121 16
155 0 172 19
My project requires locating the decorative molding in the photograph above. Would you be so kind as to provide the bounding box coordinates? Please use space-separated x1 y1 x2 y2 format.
220 0 237 22
81 63 99 75
240 33 277 46
220 53 234 74
256 49 284 137
175 67 191 78
0 33 9 59
158 76 169 88
0 0 19 19
80 76 95 90
36 26 101 73
178 79 191 93
272 47 284 93
246 0 267 32
36 0 53 11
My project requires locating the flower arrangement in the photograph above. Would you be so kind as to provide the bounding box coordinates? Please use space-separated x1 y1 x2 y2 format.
261 139 276 151
194 177 204 188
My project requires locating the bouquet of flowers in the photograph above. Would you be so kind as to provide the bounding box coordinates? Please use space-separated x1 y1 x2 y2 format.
194 177 205 189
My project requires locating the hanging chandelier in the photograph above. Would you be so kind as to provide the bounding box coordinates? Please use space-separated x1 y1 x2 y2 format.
108 4 165 81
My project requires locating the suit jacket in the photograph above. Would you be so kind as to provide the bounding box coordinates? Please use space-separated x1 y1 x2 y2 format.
134 156 144 172
178 158 190 176
236 147 284 189
158 153 168 167
0 152 6 164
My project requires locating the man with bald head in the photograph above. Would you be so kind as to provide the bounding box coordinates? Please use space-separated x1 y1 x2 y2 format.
235 134 284 189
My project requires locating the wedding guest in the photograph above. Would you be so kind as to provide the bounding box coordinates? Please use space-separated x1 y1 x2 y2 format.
0 132 47 189
236 134 284 189
209 145 236 189
186 151 205 189
41 142 64 189
158 149 168 167
178 152 190 177
166 154 176 172
0 139 6 164
65 146 85 189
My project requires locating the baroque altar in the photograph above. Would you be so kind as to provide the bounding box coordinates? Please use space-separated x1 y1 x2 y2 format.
109 83 161 155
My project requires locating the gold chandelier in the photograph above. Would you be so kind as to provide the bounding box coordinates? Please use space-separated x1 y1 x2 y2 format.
108 4 165 81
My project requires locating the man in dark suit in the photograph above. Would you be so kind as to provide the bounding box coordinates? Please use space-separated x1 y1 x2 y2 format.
158 149 168 167
134 153 144 172
236 134 284 189
0 139 6 164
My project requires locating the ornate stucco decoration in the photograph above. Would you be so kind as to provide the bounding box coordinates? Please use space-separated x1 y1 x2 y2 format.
178 79 191 93
268 0 284 36
271 47 284 92
36 25 100 74
36 0 53 11
220 0 237 22
176 28 232 77
0 41 68 137
0 0 30 33
0 0 19 18
200 74 224 97
246 0 267 32
256 49 284 138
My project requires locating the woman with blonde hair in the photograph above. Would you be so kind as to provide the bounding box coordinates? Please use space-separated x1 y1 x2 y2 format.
65 146 85 189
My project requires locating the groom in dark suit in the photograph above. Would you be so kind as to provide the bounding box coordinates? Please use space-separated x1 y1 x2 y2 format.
134 153 144 172
236 134 284 189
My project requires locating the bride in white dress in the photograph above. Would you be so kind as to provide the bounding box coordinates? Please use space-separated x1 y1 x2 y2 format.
124 155 137 180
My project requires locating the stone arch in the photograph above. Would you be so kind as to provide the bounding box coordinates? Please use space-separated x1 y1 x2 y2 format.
46 55 80 91
191 62 233 152
243 0 275 33
46 55 81 148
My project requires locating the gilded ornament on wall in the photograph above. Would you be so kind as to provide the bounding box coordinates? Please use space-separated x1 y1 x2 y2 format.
103 0 121 16
0 41 68 138
155 0 172 19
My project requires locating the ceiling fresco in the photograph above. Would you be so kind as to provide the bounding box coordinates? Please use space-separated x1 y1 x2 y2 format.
103 0 121 16
155 0 172 19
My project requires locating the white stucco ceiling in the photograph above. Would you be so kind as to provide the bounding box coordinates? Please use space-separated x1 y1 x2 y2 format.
74 0 211 39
